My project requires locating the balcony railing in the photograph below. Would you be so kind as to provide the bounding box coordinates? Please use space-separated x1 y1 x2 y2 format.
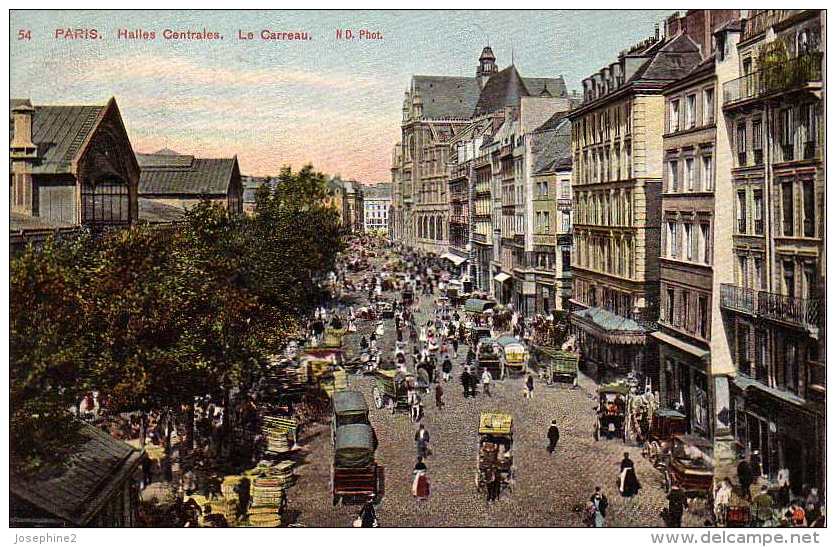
720 283 756 314
723 52 823 106
757 290 821 330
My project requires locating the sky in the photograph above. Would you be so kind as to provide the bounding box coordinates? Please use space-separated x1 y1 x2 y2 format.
10 10 674 182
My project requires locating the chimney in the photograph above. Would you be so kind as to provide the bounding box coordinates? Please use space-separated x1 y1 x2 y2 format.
11 102 36 155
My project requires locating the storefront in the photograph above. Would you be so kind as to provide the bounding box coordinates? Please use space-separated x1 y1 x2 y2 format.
571 307 651 383
493 271 512 305
652 330 711 438
731 376 823 495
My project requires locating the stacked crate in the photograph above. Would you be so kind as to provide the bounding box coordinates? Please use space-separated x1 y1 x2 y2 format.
262 416 297 454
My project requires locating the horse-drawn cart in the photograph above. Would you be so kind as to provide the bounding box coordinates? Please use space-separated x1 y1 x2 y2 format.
476 412 514 494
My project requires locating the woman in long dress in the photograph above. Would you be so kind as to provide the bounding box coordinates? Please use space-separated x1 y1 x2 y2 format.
412 459 430 501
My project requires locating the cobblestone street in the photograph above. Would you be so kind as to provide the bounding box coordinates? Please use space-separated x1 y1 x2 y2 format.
288 275 709 527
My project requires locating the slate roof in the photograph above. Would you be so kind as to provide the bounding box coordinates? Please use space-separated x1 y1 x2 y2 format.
10 422 142 526
412 76 481 119
138 197 186 223
522 77 568 99
137 150 238 196
628 33 703 83
473 65 529 117
532 116 572 175
10 99 105 175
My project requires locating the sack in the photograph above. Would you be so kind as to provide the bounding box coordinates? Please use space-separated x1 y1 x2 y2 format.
352 517 362 528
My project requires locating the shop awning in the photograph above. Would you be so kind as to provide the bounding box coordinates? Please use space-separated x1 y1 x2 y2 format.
441 252 467 266
494 272 511 283
651 331 709 360
571 307 646 345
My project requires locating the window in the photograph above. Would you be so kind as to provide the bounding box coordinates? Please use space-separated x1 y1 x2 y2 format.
667 221 677 257
753 189 764 235
697 295 708 339
702 154 713 190
755 330 769 382
736 123 747 166
81 179 130 225
781 180 794 236
801 103 817 159
779 108 794 161
752 119 763 164
670 99 680 132
543 211 550 232
686 94 696 128
562 211 570 232
684 223 693 261
703 88 715 124
668 160 679 192
754 257 764 290
681 290 689 330
783 260 795 298
738 255 749 288
784 340 799 394
737 324 751 376
666 287 675 323
737 190 747 234
685 158 695 191
700 223 710 264
560 181 570 199
802 179 815 237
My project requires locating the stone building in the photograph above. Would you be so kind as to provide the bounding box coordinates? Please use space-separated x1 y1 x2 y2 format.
652 10 742 438
363 182 391 234
717 9 824 494
10 97 140 247
136 148 243 217
568 18 707 384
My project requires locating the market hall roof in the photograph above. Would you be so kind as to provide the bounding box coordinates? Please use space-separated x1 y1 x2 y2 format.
10 99 107 175
571 307 647 345
411 75 482 119
9 422 143 526
136 149 239 196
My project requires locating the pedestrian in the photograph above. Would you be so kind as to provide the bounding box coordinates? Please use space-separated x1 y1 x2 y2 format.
752 485 774 526
589 487 608 527
737 457 754 500
525 373 535 399
434 383 444 409
442 356 453 382
485 466 500 502
547 420 560 454
141 455 153 489
618 452 641 500
714 477 733 526
481 368 493 397
415 424 430 459
452 338 459 357
356 498 378 528
460 368 471 398
666 480 688 527
412 462 430 501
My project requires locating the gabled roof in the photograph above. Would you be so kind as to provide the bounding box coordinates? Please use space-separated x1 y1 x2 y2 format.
522 76 568 99
412 76 482 119
10 99 106 175
473 65 530 117
10 422 142 526
136 150 238 195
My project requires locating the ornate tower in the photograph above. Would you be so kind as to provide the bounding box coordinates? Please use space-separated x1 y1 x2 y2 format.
477 46 498 87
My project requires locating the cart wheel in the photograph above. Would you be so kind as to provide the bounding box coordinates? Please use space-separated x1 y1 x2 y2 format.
593 427 599 441
663 470 672 493
373 386 384 409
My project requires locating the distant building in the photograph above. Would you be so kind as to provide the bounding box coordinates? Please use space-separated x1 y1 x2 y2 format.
10 422 143 527
241 175 277 214
363 182 391 234
10 97 140 248
135 148 243 219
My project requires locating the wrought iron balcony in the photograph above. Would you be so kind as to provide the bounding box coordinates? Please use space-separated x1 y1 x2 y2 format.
757 290 821 331
720 283 756 315
723 52 822 106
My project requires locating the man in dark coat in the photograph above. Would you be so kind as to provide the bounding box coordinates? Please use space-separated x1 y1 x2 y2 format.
460 368 471 397
358 499 377 527
666 480 688 527
619 452 641 498
547 420 560 454
737 458 754 500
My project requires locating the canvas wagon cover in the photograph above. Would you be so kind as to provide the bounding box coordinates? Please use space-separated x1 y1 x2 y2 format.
464 299 496 313
333 390 369 416
334 424 375 468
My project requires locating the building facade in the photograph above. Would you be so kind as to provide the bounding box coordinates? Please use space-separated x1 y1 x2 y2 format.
363 182 391 234
568 18 708 384
10 97 140 247
717 9 824 494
